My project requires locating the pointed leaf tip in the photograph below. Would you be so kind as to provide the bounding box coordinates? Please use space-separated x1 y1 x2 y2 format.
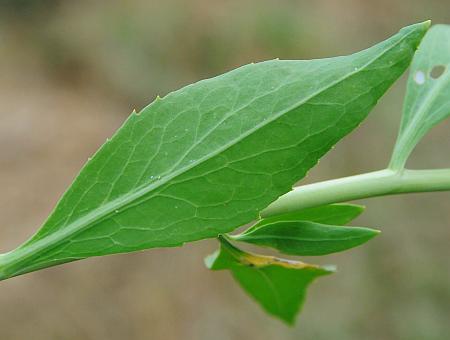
0 23 425 280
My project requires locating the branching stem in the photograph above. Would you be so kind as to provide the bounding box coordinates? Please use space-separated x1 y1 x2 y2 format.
261 168 450 218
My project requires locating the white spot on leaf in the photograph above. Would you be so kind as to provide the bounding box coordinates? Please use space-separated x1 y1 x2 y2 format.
414 71 425 85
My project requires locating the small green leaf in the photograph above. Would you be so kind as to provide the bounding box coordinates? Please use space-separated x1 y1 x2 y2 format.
232 220 379 256
390 24 450 169
0 22 428 280
205 236 334 324
247 203 364 235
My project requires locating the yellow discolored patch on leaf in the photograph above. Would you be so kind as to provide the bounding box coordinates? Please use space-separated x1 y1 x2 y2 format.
240 253 319 270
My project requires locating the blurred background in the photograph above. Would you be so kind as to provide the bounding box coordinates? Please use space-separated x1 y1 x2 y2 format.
0 1 449 339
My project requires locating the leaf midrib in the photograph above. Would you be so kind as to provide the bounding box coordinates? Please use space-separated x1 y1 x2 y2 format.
245 210 361 231
236 233 372 243
1 29 414 271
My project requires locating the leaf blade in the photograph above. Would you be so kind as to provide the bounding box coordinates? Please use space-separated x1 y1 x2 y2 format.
232 220 379 256
244 203 365 235
206 236 333 324
390 24 450 168
0 22 428 279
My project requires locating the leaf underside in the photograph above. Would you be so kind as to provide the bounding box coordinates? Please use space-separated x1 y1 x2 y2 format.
232 220 379 256
0 22 428 280
392 24 450 167
206 236 334 324
244 203 365 235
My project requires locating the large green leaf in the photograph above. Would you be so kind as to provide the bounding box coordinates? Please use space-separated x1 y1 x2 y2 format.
390 24 450 169
231 220 379 256
205 236 333 324
0 22 428 280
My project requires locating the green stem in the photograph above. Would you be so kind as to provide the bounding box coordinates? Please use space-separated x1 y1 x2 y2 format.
261 168 450 218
